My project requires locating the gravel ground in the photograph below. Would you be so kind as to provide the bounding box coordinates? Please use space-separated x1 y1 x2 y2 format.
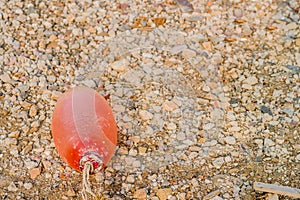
0 0 299 199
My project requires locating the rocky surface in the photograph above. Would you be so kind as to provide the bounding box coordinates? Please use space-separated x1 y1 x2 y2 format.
0 0 299 199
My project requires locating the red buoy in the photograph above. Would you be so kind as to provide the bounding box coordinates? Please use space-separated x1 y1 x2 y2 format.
52 86 118 172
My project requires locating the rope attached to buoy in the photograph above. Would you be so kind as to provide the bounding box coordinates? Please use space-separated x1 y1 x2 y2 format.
82 161 98 200
80 153 104 200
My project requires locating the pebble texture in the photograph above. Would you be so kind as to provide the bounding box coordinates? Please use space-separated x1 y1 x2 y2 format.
0 0 299 199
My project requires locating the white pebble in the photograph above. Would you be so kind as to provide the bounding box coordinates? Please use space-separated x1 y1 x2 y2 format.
212 157 224 169
24 182 33 190
170 44 187 54
111 59 129 72
242 84 252 90
0 73 11 83
264 138 275 146
72 28 83 36
162 101 178 112
267 193 279 200
126 175 135 183
182 49 196 59
166 122 177 130
177 132 186 140
224 156 232 162
243 76 258 85
228 126 241 132
82 80 96 88
139 110 153 121
203 123 215 130
8 182 18 192
225 136 236 145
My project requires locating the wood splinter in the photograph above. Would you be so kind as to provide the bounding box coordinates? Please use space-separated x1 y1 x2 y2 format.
253 182 300 198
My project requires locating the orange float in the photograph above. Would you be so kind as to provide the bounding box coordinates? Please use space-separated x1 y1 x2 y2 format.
52 86 118 173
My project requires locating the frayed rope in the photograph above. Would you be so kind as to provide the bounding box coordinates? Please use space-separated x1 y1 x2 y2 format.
82 161 98 200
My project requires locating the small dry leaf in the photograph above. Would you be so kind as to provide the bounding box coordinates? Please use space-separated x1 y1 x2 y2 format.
224 37 236 42
198 138 206 143
266 26 277 30
152 17 166 26
234 19 246 24
204 9 211 13
132 17 149 28
53 2 64 7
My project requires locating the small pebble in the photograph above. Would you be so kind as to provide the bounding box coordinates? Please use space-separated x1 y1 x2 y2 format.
82 80 96 88
177 132 186 140
264 138 275 147
212 157 224 169
282 108 294 117
24 182 33 190
111 59 129 72
261 105 272 115
170 44 187 54
133 188 147 200
29 105 38 117
42 160 52 170
162 101 178 112
267 193 279 200
246 103 256 111
202 42 212 51
242 84 252 90
66 188 76 197
228 126 241 132
204 189 220 200
139 110 154 120
294 144 300 150
243 76 258 85
165 122 177 130
182 49 196 59
286 22 298 30
29 168 41 179
0 73 11 83
203 123 215 130
156 188 172 200
225 136 236 145
285 65 300 73
8 182 18 192
51 91 62 101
